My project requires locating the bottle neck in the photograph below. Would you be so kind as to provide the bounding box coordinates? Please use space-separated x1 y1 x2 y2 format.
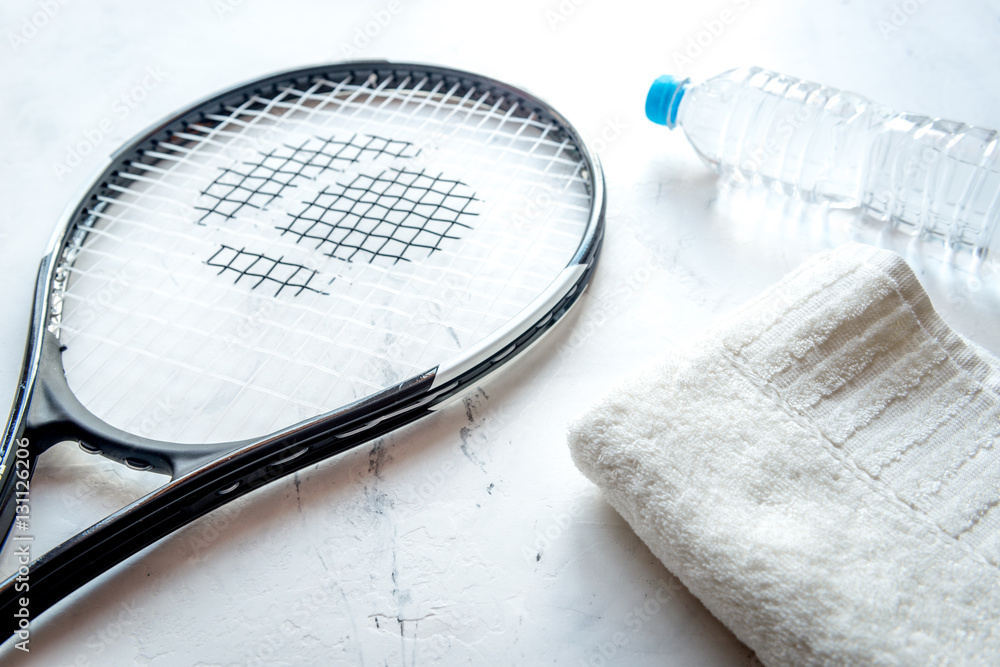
645 75 690 129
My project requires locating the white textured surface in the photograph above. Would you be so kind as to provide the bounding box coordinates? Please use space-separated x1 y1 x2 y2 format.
0 0 998 664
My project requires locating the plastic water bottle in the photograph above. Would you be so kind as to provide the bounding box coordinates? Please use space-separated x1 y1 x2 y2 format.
645 67 1000 266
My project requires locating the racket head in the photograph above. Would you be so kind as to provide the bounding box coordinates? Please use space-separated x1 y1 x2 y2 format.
0 61 604 540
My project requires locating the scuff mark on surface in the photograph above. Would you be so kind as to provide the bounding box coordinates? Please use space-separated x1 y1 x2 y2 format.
293 472 303 514
446 325 461 348
363 486 390 516
459 429 487 473
458 387 491 473
369 440 389 480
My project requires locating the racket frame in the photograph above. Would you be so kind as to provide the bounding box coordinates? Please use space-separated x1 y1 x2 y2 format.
0 60 605 636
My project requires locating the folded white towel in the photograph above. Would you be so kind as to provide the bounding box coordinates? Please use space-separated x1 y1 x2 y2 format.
568 243 1000 666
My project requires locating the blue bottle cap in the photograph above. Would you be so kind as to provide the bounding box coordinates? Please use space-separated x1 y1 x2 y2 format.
645 75 689 128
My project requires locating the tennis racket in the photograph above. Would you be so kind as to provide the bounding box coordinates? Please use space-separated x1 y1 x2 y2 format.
0 60 604 642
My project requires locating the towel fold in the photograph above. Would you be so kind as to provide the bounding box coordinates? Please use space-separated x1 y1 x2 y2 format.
568 243 1000 665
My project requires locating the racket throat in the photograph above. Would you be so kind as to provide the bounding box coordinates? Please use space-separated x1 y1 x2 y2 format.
23 330 201 476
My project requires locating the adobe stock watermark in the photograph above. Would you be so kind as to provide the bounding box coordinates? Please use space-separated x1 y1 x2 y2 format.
393 460 458 522
946 272 989 310
588 116 628 156
402 607 473 663
7 0 70 53
59 576 195 667
51 65 168 181
10 437 32 653
223 297 280 348
408 129 455 172
181 496 246 564
64 394 173 514
239 574 343 666
877 0 931 40
509 116 626 230
544 0 590 30
672 0 754 73
562 245 668 353
68 600 142 666
339 0 403 58
63 392 172 508
868 138 944 237
580 576 686 667
522 501 587 564
212 0 244 18
70 266 136 330
380 270 474 362
182 447 319 564
868 146 941 224
734 104 815 178
60 467 115 514
181 451 318 569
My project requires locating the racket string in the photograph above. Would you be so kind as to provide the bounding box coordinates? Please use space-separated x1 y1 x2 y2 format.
193 133 421 225
276 167 478 265
55 69 594 442
205 245 327 297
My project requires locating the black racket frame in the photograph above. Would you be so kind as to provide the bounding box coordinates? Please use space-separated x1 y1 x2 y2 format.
0 61 605 641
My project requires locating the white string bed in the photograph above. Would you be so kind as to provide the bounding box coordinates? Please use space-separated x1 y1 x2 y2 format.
53 71 593 443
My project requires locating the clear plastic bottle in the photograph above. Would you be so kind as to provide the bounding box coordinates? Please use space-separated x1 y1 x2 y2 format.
646 67 1000 266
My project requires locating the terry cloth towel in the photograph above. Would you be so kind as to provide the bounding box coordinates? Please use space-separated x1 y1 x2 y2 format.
568 242 1000 666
